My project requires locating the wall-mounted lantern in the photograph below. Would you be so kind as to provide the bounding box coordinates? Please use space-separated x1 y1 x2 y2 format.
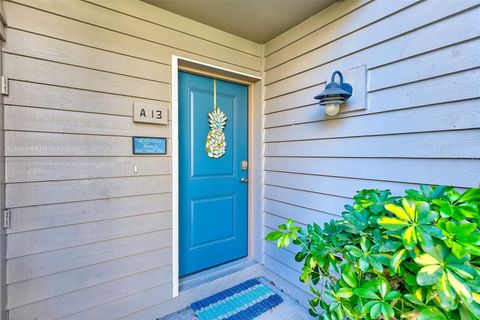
314 70 353 116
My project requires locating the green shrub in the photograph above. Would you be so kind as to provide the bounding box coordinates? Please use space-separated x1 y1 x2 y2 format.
265 186 480 320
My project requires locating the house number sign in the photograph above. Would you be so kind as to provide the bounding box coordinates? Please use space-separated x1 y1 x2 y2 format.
133 102 168 125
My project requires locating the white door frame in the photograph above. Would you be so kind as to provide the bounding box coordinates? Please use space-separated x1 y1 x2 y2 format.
171 55 262 297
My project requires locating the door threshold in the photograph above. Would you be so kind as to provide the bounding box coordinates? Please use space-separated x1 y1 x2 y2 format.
180 258 255 292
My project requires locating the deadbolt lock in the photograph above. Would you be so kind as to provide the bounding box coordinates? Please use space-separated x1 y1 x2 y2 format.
241 160 248 171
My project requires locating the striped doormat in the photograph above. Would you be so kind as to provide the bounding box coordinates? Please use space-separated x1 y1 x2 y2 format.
191 279 283 320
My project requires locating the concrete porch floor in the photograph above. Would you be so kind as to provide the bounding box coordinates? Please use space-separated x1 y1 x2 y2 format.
158 262 312 320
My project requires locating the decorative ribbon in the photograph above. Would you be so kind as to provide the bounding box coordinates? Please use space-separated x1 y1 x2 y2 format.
213 79 217 112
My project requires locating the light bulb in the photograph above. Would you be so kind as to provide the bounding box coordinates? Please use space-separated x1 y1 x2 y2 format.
325 103 340 116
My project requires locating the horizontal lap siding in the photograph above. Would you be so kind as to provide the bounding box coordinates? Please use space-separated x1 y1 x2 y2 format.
263 0 480 294
265 4 480 99
3 0 261 319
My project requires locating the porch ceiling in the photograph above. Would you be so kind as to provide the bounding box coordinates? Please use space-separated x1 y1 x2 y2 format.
141 0 337 43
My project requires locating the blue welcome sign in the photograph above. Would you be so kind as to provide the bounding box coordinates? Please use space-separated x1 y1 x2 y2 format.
133 137 167 154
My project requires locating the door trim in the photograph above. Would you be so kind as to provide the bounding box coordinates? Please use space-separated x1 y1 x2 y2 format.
171 55 262 297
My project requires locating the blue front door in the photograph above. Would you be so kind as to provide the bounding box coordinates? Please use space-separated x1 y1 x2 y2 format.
179 71 248 276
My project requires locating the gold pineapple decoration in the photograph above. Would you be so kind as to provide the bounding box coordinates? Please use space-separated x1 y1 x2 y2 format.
206 79 227 159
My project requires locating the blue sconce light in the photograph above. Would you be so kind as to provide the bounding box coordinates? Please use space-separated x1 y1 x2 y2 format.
314 70 353 116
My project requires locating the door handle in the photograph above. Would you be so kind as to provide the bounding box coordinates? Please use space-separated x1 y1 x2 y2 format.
240 177 248 183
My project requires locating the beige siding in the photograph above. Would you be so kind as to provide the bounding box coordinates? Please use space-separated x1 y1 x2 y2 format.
3 0 261 319
263 0 480 292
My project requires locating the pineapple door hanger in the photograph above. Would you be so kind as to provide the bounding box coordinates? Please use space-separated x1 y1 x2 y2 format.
205 79 227 159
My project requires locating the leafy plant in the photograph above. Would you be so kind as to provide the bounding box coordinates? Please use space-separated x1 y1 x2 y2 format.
265 186 480 319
